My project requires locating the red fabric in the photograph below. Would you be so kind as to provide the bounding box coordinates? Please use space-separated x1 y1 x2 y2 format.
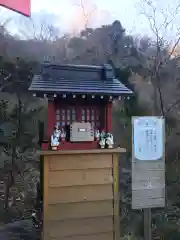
0 0 31 16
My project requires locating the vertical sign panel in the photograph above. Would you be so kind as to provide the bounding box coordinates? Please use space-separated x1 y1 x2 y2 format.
0 0 31 16
132 116 165 209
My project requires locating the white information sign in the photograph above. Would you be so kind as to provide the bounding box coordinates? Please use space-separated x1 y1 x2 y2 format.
133 117 164 161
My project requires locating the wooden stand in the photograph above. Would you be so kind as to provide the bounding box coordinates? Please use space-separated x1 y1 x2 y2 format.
38 148 125 240
144 208 152 240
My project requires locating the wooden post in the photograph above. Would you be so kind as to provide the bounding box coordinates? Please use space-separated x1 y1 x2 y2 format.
43 156 49 240
143 77 161 240
144 208 152 240
143 78 157 240
113 154 120 240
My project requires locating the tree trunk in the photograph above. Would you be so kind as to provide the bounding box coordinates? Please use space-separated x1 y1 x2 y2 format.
153 84 159 115
4 170 13 210
4 98 22 210
4 143 16 211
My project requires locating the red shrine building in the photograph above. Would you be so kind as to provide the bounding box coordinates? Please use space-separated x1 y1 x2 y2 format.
28 63 132 150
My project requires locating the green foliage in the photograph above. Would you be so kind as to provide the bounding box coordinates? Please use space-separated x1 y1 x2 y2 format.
112 67 145 238
0 97 43 169
0 56 44 215
0 56 38 93
0 100 8 124
114 65 180 238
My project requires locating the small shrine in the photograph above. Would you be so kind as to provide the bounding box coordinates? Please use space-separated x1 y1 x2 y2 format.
29 63 132 150
28 63 132 240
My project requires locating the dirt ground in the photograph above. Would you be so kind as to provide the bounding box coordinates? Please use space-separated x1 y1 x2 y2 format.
0 199 38 240
0 219 37 240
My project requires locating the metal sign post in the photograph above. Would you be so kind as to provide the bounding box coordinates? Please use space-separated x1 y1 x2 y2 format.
132 116 165 240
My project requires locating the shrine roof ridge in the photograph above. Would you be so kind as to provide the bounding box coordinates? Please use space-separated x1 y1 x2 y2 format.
41 63 103 70
28 63 133 96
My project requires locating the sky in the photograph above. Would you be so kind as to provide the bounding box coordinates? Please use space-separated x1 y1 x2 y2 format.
32 0 138 26
30 0 145 33
0 0 147 35
1 0 180 40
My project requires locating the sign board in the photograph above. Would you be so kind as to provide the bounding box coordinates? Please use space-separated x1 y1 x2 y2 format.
70 122 94 142
132 116 165 209
0 0 31 16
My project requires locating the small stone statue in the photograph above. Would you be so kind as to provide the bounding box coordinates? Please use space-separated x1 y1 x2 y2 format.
60 127 66 142
99 130 106 148
106 133 114 148
100 130 106 139
51 124 61 150
94 129 100 141
99 137 106 148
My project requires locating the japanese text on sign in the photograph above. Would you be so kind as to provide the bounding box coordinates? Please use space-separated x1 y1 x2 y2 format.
133 117 164 160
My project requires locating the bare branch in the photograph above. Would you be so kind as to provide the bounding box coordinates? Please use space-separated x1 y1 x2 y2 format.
140 0 180 52
167 36 180 60
138 0 180 115
71 0 97 30
18 13 60 41
166 99 180 113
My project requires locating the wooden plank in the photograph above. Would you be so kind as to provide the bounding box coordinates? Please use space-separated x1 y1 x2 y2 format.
47 200 113 220
113 153 120 240
132 188 165 209
132 160 165 209
48 184 113 204
132 197 165 209
132 160 164 171
132 170 164 182
49 168 113 187
47 217 113 238
38 147 126 156
132 179 165 190
49 154 112 171
132 188 165 197
51 231 113 240
43 156 49 240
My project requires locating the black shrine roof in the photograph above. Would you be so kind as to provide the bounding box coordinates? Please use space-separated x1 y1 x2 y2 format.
28 63 133 96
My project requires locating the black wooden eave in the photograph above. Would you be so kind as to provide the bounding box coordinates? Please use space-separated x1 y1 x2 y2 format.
28 63 133 97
